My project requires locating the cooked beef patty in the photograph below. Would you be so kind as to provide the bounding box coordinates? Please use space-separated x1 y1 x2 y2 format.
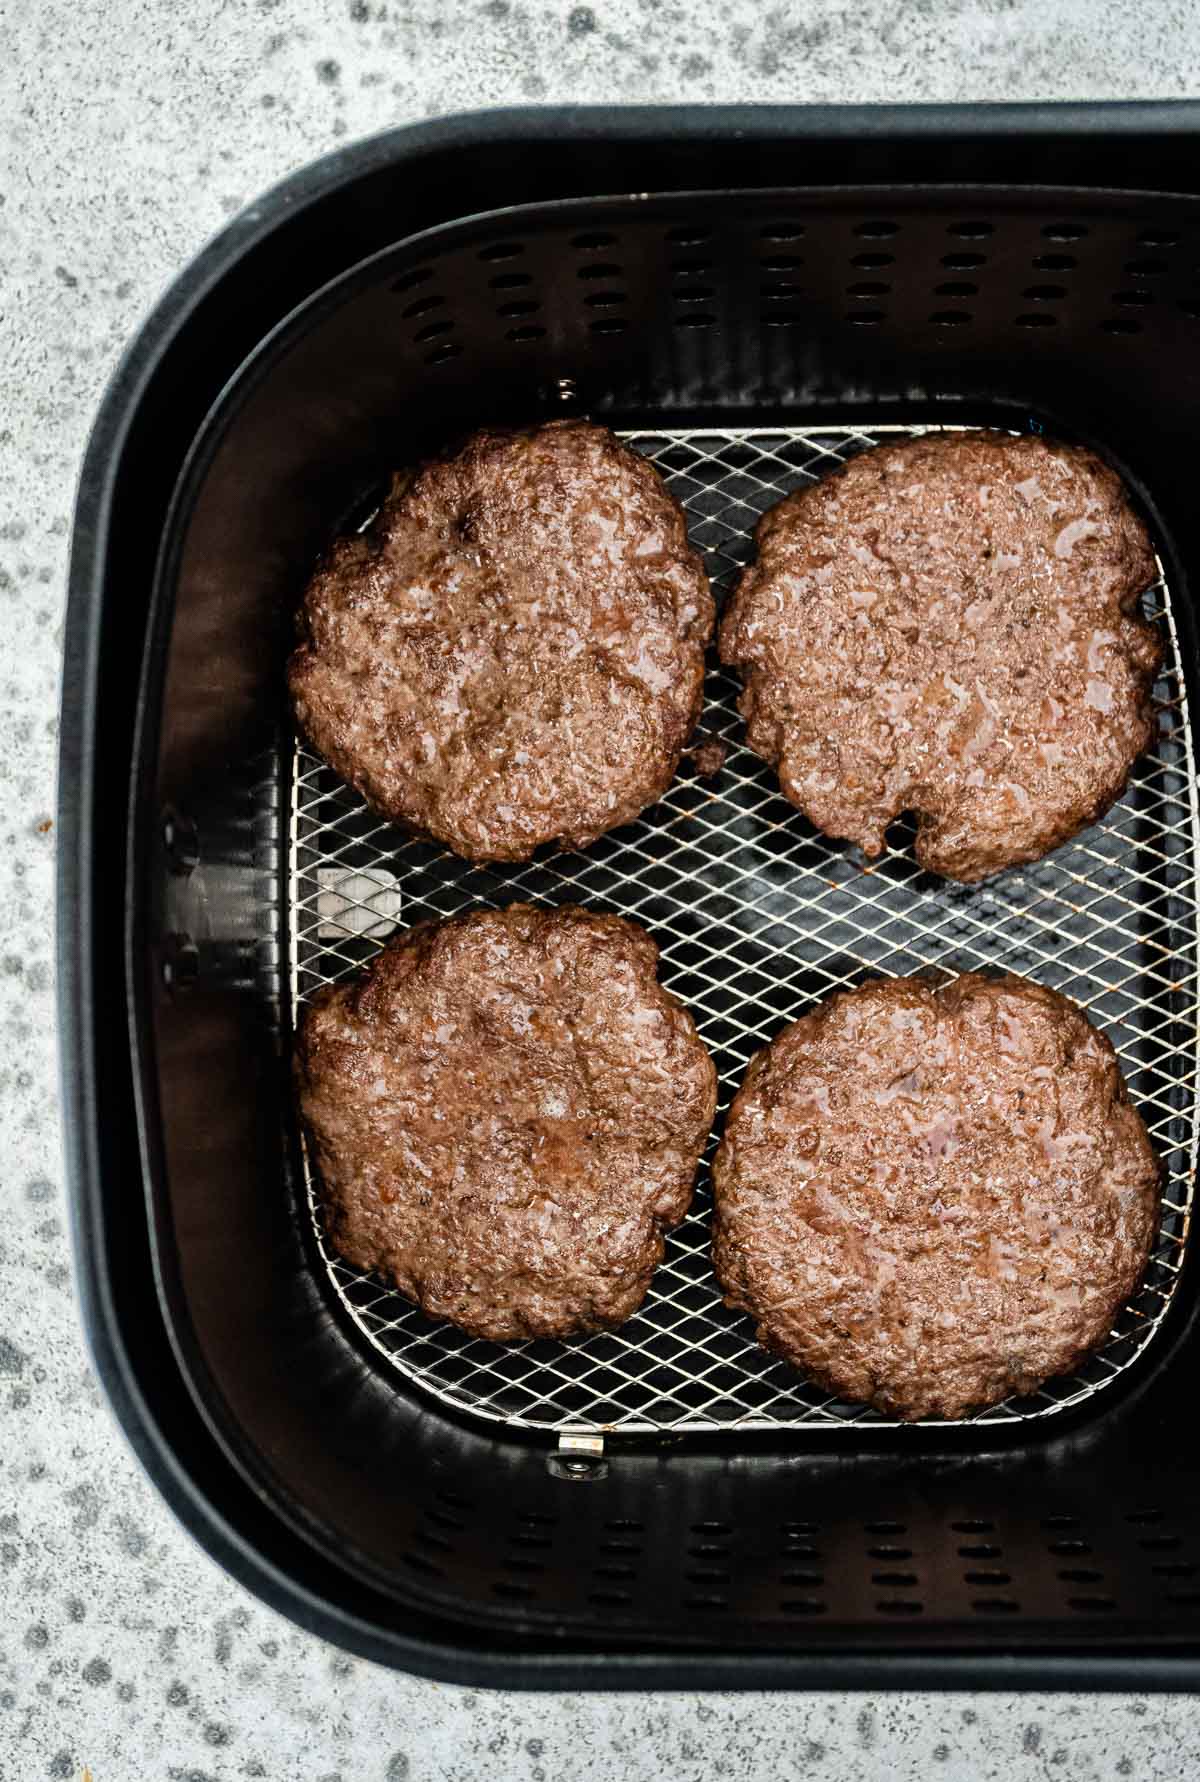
296 904 717 1342
719 431 1161 881
712 972 1159 1420
289 420 714 862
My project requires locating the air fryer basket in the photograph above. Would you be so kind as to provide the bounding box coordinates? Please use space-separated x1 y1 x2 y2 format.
62 108 1200 1687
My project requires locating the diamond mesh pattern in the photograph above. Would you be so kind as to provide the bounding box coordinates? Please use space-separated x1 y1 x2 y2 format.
288 424 1198 1433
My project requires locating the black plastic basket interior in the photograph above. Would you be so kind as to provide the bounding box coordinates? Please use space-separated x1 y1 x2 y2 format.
62 109 1200 1687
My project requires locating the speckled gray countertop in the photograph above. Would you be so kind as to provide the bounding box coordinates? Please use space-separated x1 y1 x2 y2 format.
6 2 1200 1777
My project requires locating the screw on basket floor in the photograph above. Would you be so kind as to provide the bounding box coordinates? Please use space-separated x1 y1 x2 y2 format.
288 424 1199 1435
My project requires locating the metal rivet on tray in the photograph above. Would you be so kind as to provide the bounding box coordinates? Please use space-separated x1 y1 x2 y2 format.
547 1454 609 1482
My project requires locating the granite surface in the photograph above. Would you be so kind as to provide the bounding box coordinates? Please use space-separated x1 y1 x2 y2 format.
6 1 1200 1776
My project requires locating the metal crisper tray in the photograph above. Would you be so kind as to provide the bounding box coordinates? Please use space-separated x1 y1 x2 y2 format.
288 423 1199 1435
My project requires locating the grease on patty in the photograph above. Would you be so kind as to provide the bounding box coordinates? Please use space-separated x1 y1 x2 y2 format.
297 904 717 1342
719 431 1160 881
290 420 714 862
712 972 1159 1419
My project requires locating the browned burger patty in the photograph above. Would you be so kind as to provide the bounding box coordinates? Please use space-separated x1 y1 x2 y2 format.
289 420 714 862
711 973 1159 1420
296 904 717 1342
719 431 1161 881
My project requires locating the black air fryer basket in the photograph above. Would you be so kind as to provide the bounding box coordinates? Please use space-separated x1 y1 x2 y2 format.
61 106 1200 1688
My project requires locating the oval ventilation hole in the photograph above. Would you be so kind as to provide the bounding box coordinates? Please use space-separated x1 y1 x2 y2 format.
1139 1535 1182 1552
1127 1509 1166 1525
506 325 547 343
761 255 805 271
392 266 433 294
958 1544 1001 1560
691 1521 732 1536
596 1563 636 1581
675 284 715 301
1015 313 1057 328
1034 253 1077 271
588 1589 631 1607
402 294 446 319
1043 222 1089 241
414 320 454 342
943 252 987 269
782 1569 824 1587
492 1579 535 1600
1113 289 1154 306
606 1518 644 1532
1179 300 1200 319
673 314 715 329
510 1531 552 1550
489 271 532 290
402 1552 443 1577
497 301 540 319
951 1521 995 1534
435 1488 473 1510
1103 319 1142 334
872 1572 918 1588
672 259 713 277
503 1557 544 1575
964 1571 1012 1587
686 1595 729 1611
572 230 617 249
1139 228 1181 246
1042 1515 1081 1530
851 251 895 269
781 1522 819 1535
584 290 626 308
415 1529 452 1553
590 317 630 335
663 226 713 251
478 241 524 261
686 1568 729 1585
1057 1568 1103 1584
780 1597 827 1615
577 262 622 281
1126 257 1168 276
855 220 900 238
425 1508 464 1531
689 1543 729 1559
948 220 995 238
847 281 891 297
847 310 885 326
930 310 972 326
1048 1540 1092 1557
935 281 978 297
782 1543 820 1560
516 1510 558 1526
762 281 805 298
972 1598 1020 1615
667 224 712 245
1067 1595 1116 1613
759 223 806 241
869 1546 913 1561
1023 284 1067 301
877 1599 923 1615
600 1538 641 1555
1153 1563 1195 1580
763 312 807 327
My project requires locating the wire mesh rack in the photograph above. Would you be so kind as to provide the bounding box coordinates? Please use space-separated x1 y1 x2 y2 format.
287 422 1199 1435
